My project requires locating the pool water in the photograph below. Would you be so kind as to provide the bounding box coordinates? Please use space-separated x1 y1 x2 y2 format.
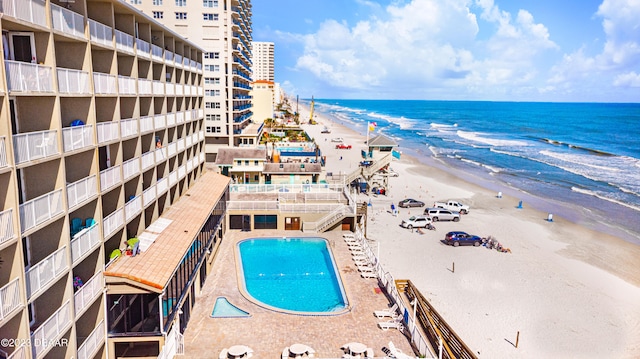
211 297 250 318
237 237 348 313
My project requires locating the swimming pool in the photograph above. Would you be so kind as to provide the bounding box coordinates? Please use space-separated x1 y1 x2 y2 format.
237 237 348 314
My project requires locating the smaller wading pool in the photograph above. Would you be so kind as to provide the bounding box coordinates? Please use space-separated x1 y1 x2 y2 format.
211 297 250 318
237 237 349 314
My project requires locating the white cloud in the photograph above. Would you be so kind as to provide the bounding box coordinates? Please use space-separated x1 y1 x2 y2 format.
613 72 640 87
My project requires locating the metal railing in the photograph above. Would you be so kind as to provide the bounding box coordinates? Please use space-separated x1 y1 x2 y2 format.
100 165 122 192
230 183 343 193
57 68 90 94
124 196 141 221
120 117 139 138
140 116 154 134
138 78 152 95
166 83 175 95
71 223 100 265
0 137 8 168
156 177 168 195
151 44 163 62
155 147 167 164
165 50 174 63
103 207 124 239
226 201 278 211
1 0 47 27
178 164 186 179
122 157 140 181
26 246 68 299
115 29 134 54
143 185 156 207
77 320 105 359
154 115 166 130
50 3 85 39
67 175 97 210
153 80 164 95
96 121 119 144
93 72 117 94
13 129 58 165
5 344 27 359
166 113 176 127
169 170 178 187
89 19 113 48
19 189 63 233
141 151 155 171
177 138 185 152
136 38 151 58
0 208 15 246
167 142 177 158
74 272 103 317
31 300 72 358
62 124 94 152
301 205 349 232
0 277 22 321
5 60 53 93
118 75 136 95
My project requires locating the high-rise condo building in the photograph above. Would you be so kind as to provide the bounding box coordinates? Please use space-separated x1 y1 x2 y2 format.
252 41 274 82
130 0 257 158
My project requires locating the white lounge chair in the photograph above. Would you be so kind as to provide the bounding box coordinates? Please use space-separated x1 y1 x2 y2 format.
374 303 399 318
378 319 404 331
361 271 377 278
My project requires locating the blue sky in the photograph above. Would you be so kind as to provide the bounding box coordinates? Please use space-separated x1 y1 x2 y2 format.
251 0 640 102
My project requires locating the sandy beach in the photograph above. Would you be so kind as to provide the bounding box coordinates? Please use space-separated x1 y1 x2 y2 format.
297 103 640 358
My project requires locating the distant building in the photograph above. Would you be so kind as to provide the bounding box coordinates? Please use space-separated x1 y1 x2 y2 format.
252 41 274 81
251 80 275 124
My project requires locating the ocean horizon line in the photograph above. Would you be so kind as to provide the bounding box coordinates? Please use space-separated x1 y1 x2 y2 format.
298 98 640 105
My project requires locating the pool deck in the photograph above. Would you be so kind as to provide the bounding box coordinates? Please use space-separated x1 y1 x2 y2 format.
183 230 414 358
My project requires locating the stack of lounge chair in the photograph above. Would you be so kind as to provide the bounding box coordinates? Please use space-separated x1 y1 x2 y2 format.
342 231 378 279
374 304 405 331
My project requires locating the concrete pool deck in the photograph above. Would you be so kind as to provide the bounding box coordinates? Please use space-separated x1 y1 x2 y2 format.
183 230 415 358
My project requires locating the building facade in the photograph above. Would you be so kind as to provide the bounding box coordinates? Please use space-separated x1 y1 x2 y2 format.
251 41 273 82
250 79 274 124
130 0 256 160
0 1 214 358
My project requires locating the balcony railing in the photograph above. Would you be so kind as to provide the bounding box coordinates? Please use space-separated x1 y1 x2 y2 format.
143 185 156 207
74 272 103 317
1 0 47 27
153 80 164 95
62 124 94 152
0 277 22 321
89 19 113 48
138 78 152 95
19 189 63 233
13 129 58 165
25 246 68 300
93 72 117 94
31 300 72 358
96 121 119 144
200 151 205 163
51 3 85 39
186 159 193 173
140 116 154 134
169 171 177 187
156 178 168 195
120 118 138 139
5 60 53 93
71 223 100 265
125 196 142 221
174 54 183 68
100 165 121 192
77 320 105 359
185 134 193 148
176 111 185 124
115 29 134 54
0 136 8 169
175 84 183 96
122 157 140 181
136 38 151 59
165 50 174 63
166 113 176 127
103 208 124 239
66 175 97 210
118 75 136 95
151 44 163 62
0 208 15 246
167 142 177 158
155 147 167 163
178 165 186 179
177 138 185 153
166 83 175 95
141 151 155 171
5 344 27 359
57 68 90 94
154 115 166 130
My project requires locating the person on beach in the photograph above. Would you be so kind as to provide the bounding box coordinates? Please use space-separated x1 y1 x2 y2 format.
391 203 396 216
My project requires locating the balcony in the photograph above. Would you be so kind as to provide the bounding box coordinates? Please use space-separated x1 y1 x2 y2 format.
125 196 141 221
0 277 22 322
96 121 119 144
76 319 105 359
176 112 184 124
200 151 205 163
118 75 136 95
140 116 154 134
186 159 193 173
151 44 163 62
66 175 97 210
19 189 63 233
154 147 167 164
166 83 175 95
13 130 59 165
122 157 140 181
153 80 164 95
167 142 177 158
120 118 139 139
115 29 134 54
50 3 85 39
169 171 177 187
74 272 103 317
178 165 186 180
25 246 68 300
1 0 47 27
177 138 185 153
0 137 8 169
70 223 100 265
100 165 121 192
57 68 90 94
5 60 54 93
62 124 94 153
103 208 124 239
138 78 152 95
89 19 113 48
0 208 16 247
166 113 176 127
93 72 117 94
185 135 193 148
156 177 168 195
141 151 155 171
136 38 151 59
174 54 183 68
142 185 156 207
165 50 174 63
199 130 205 142
154 115 166 130
31 300 72 358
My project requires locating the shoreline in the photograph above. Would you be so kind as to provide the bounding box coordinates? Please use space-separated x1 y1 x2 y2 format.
296 101 640 358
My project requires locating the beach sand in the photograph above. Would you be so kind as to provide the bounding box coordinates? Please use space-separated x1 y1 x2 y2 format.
297 103 640 358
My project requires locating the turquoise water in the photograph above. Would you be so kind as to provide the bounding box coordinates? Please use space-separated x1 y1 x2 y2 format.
211 297 250 318
237 238 348 313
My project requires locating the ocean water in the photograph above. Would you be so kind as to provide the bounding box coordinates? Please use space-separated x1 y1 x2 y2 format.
309 99 640 244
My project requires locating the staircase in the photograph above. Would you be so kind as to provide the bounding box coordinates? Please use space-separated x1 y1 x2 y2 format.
343 153 394 185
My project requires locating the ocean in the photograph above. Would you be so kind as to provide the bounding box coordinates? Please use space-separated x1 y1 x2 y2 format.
308 99 640 244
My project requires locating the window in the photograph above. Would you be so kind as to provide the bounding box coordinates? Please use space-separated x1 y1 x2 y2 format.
152 0 162 4
203 13 218 21
206 114 221 121
205 89 220 96
175 0 186 6
130 0 142 4
204 64 220 72
204 77 220 85
152 11 164 19
175 12 187 19
204 52 220 59
254 215 277 230
203 0 218 7
205 102 221 109
254 161 258 166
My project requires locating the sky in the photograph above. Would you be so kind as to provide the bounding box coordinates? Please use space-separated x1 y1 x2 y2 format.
251 0 640 102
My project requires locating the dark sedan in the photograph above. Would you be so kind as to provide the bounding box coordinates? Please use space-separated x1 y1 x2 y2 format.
398 198 425 208
444 231 482 247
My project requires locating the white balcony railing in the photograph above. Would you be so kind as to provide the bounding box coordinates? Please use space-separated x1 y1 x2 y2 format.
5 60 53 93
0 208 16 246
31 300 72 358
185 134 193 148
96 121 119 144
6 344 27 359
0 277 22 321
93 72 117 94
118 75 136 95
155 147 167 163
13 129 58 165
66 175 97 210
138 78 152 95
136 38 151 59
141 151 155 171
199 130 205 141
166 83 175 95
165 50 174 63
71 223 100 265
198 109 204 119
115 29 134 54
120 118 138 139
166 113 176 127
177 138 185 153
140 116 154 134
25 246 68 299
176 84 184 96
154 115 166 130
89 19 113 48
19 189 63 233
176 112 184 124
153 80 164 95
178 165 186 179
57 68 90 94
143 185 156 207
77 320 105 359
200 151 205 163
151 44 163 62
169 171 178 187
74 272 103 317
62 124 94 152
156 178 168 195
174 54 183 68
103 208 124 239
186 159 193 173
122 157 140 181
125 196 141 221
1 0 47 27
51 3 85 39
100 165 122 192
0 136 8 169
167 142 177 158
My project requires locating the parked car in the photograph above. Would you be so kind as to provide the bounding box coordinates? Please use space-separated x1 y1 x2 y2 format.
331 137 344 142
444 231 482 247
321 127 331 133
398 198 425 208
434 200 470 214
401 216 432 229
423 208 460 222
336 144 352 149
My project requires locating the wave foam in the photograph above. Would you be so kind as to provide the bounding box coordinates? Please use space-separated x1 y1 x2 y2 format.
571 187 640 212
457 130 530 147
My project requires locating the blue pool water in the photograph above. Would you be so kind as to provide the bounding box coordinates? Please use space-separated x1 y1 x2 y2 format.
211 297 250 318
237 237 348 313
